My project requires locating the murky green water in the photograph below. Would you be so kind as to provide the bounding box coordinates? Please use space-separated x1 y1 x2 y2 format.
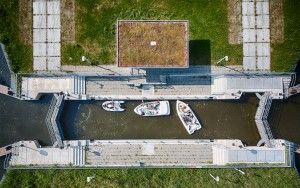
0 94 51 146
0 93 299 179
269 94 300 144
61 95 260 146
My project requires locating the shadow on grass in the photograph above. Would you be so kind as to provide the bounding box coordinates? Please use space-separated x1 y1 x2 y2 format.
189 40 211 65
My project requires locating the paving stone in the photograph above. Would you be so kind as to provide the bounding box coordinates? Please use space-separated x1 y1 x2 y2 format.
33 15 46 28
243 57 256 70
256 1 269 15
47 15 60 28
47 0 60 15
257 56 270 70
33 43 47 57
242 15 255 28
47 57 60 70
256 0 269 2
33 0 46 15
243 29 256 42
256 15 269 28
256 29 270 42
256 43 270 56
33 57 47 71
242 2 255 15
33 29 46 43
243 43 256 57
33 0 62 71
47 29 60 42
47 43 60 57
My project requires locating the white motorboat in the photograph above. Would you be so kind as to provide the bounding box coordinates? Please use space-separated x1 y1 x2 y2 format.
176 100 201 134
102 101 125 112
134 101 170 116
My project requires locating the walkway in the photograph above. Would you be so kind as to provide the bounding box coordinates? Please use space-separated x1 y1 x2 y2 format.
33 0 61 71
255 92 273 147
45 94 64 147
7 139 292 168
86 140 213 167
242 0 270 71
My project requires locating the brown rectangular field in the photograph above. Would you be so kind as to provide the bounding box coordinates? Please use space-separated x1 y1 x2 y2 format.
117 20 188 68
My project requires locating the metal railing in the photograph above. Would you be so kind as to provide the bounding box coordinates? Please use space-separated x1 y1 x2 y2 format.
45 94 64 148
3 153 12 169
0 43 16 94
255 92 274 147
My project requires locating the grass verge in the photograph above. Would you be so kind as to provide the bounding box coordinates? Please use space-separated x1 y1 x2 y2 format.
271 0 300 72
0 0 32 73
63 0 242 66
1 168 299 188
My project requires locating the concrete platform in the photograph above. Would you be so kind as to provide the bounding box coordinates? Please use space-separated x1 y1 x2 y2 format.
86 140 213 167
7 139 292 168
21 76 74 99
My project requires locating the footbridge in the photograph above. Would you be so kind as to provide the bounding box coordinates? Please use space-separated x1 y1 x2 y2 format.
255 92 274 147
45 94 65 148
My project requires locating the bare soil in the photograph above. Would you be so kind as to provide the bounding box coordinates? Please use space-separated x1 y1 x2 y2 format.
117 21 188 67
61 0 75 43
270 0 284 43
227 0 242 44
19 0 32 45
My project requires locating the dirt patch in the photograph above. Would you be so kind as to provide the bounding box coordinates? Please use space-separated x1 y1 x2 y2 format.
61 0 75 43
117 21 188 67
19 0 32 45
227 0 242 44
270 0 284 43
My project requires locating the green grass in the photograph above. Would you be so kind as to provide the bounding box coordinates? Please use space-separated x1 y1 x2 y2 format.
63 0 242 66
271 0 300 72
0 0 32 73
1 168 299 187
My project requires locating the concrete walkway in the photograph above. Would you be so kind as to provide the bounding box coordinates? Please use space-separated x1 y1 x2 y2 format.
33 0 61 71
7 139 292 168
242 0 270 71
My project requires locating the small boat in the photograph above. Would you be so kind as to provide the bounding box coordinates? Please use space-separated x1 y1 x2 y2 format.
176 100 201 134
102 101 125 112
134 101 170 116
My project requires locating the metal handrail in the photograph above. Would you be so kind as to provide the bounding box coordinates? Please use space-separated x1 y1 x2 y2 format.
255 92 274 147
45 94 64 147
3 153 12 169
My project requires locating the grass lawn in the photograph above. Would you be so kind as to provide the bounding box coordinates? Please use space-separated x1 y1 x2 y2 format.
63 0 242 66
271 0 300 72
0 0 32 73
1 168 299 187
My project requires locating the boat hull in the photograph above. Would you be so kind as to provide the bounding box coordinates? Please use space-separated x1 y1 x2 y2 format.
102 101 125 112
176 100 201 134
134 101 170 116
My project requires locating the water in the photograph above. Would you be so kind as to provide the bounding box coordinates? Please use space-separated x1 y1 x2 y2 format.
0 93 52 179
0 93 299 179
269 94 300 144
0 94 52 146
61 94 260 146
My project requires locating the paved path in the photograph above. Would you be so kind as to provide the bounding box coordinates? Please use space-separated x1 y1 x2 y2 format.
7 140 291 168
33 0 61 71
242 0 270 71
87 140 213 167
